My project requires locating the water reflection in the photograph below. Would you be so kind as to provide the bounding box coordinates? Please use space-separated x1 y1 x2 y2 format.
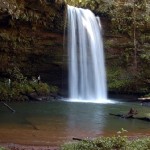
0 101 149 145
65 102 106 137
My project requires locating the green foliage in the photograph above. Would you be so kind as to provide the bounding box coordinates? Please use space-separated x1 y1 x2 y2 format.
140 48 150 61
1 0 40 22
7 66 27 82
145 93 150 97
127 138 150 150
61 134 150 150
49 85 58 94
0 66 58 101
107 66 150 93
107 68 134 92
0 80 29 101
29 80 58 95
0 147 7 150
108 1 150 35
29 81 49 96
66 0 114 15
61 129 128 150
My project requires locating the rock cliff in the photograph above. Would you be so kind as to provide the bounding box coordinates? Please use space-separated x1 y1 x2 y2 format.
0 0 149 95
0 0 67 92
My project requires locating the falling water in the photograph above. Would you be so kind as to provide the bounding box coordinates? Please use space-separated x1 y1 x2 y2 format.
67 5 109 103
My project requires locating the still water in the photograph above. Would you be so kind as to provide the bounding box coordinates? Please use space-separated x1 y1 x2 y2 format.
0 100 149 146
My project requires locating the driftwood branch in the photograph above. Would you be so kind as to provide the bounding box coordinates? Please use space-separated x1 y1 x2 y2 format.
109 113 133 118
72 138 91 142
73 138 83 141
2 102 15 113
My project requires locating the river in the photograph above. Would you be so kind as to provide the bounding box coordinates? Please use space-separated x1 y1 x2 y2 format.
0 100 149 146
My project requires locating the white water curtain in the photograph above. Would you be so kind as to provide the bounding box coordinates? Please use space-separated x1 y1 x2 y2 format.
67 5 107 102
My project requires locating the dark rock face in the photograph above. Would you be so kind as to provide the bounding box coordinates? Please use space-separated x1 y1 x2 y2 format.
0 0 68 95
0 0 149 95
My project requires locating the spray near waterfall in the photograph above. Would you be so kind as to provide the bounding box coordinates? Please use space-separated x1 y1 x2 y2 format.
67 5 113 103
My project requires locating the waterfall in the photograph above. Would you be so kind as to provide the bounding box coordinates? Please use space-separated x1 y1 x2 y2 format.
67 5 108 103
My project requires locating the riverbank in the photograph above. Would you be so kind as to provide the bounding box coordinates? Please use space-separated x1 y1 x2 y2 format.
0 130 150 150
0 143 59 150
1 133 150 150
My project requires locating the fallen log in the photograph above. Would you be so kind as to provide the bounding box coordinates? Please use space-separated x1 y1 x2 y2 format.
109 113 150 122
72 138 90 142
109 113 133 119
73 138 83 141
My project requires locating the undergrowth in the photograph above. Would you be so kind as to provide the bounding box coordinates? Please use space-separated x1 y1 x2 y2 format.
61 129 150 150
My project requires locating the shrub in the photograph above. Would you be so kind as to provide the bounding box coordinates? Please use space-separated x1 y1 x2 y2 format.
0 147 7 150
61 131 150 150
0 67 58 101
